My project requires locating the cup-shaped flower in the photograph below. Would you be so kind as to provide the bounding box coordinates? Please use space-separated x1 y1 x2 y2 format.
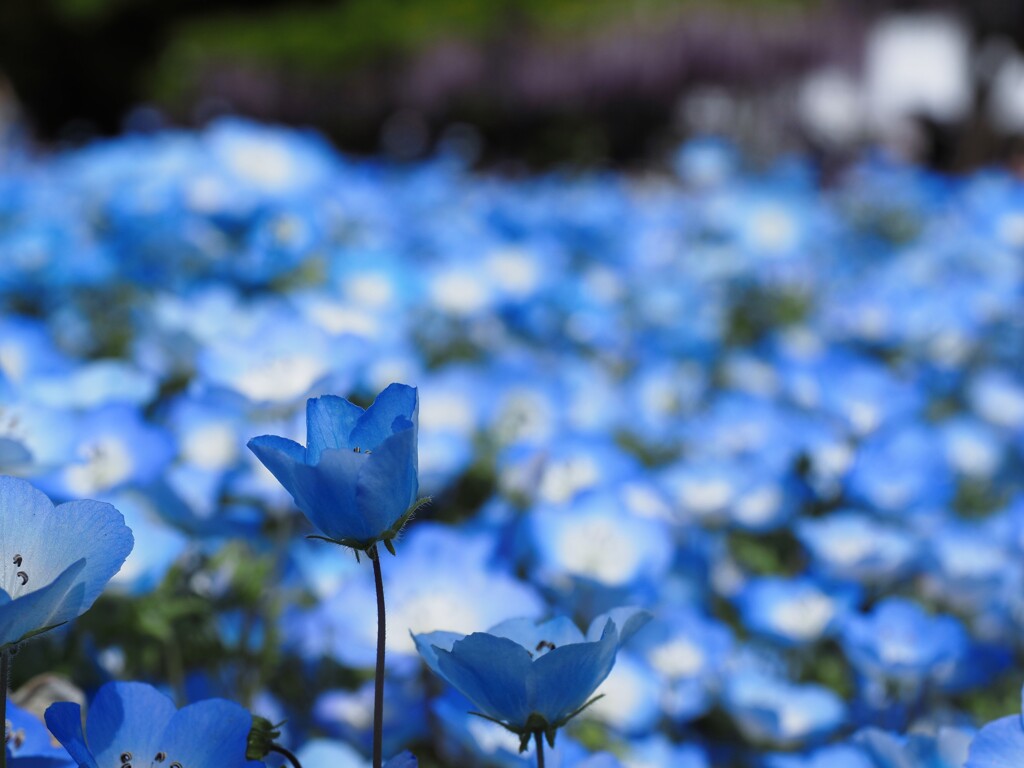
413 607 650 750
45 681 263 768
0 476 133 650
248 384 420 553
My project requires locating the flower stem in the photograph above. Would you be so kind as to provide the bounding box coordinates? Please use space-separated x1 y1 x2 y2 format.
1 647 10 768
371 546 386 768
534 731 545 768
268 743 304 768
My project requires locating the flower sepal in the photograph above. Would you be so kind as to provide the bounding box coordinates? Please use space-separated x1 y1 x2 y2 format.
245 715 285 761
306 496 431 559
469 694 606 753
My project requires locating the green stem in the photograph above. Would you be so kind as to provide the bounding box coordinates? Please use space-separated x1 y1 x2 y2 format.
371 546 386 768
268 743 303 768
534 730 545 768
1 647 10 768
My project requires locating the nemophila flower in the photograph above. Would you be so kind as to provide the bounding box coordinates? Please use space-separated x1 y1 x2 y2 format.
631 607 733 723
248 383 420 553
857 725 975 768
4 699 75 767
965 684 1024 768
722 673 846 748
414 608 650 750
45 681 262 768
839 597 968 688
0 476 133 650
735 576 857 647
796 512 918 585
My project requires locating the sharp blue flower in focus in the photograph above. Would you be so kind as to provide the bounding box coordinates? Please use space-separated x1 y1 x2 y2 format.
248 384 420 553
45 681 263 768
414 607 650 750
0 475 133 650
965 683 1024 768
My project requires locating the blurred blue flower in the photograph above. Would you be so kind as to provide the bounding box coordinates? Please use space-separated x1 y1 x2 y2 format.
414 608 650 749
0 476 133 649
248 384 420 552
723 673 847 748
4 699 75 767
840 597 968 689
857 725 975 768
45 681 262 768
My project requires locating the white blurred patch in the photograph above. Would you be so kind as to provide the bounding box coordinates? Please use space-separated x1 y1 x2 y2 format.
182 422 238 471
65 436 134 495
865 13 970 131
799 68 865 147
771 592 835 641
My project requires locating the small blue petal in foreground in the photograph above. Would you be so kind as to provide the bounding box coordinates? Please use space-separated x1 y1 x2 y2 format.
413 607 650 744
248 384 418 549
0 475 134 649
45 681 263 768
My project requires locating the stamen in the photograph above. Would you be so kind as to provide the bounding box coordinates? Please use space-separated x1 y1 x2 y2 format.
155 752 167 762
120 752 132 762
16 571 27 586
12 554 21 567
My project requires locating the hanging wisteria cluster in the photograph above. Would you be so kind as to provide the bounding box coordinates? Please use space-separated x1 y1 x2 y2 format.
2 118 1024 767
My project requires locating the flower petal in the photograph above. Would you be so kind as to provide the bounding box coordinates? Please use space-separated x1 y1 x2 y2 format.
86 682 176 768
436 632 533 726
44 701 99 768
356 428 418 538
488 616 585 652
306 396 363 464
350 384 417 452
157 699 259 768
965 715 1024 768
530 620 619 724
586 607 652 644
0 559 86 648
0 477 132 626
412 630 465 676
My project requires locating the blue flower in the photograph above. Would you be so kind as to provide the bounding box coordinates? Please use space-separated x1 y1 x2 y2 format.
45 681 263 768
0 476 133 650
248 384 420 552
4 699 75 767
413 607 650 750
965 684 1024 768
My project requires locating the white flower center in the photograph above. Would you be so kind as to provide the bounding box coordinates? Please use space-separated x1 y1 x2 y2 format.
65 437 135 495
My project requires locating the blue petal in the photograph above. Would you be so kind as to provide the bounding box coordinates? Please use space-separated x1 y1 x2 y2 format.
306 396 363 464
355 428 418 536
965 715 1024 768
488 616 584 652
44 702 98 768
384 751 419 768
158 699 260 768
297 449 371 541
350 384 417 452
530 621 618 724
586 607 652 645
412 630 465 677
86 682 176 768
0 477 133 627
436 633 533 726
0 559 86 648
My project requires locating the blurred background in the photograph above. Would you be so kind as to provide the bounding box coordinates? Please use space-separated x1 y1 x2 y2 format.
4 0 1024 170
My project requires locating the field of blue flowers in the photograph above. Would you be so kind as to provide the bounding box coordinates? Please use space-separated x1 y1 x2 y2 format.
2 118 1024 767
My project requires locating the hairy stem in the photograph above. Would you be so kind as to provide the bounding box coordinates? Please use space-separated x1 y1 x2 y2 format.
1 647 10 768
372 546 386 768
